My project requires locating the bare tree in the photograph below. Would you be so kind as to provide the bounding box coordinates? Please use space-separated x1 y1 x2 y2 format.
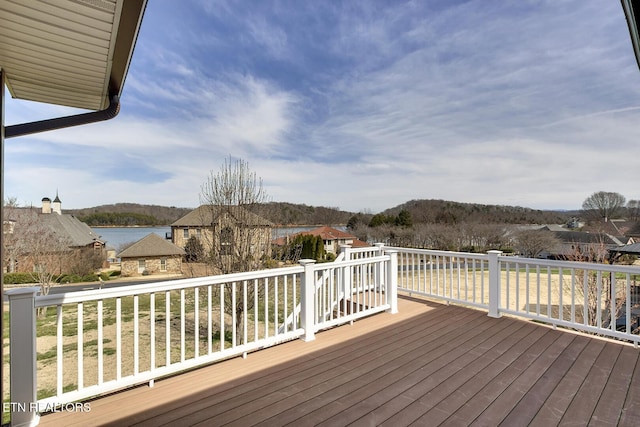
5 208 71 314
514 228 560 258
4 196 19 208
199 157 272 341
561 238 632 332
199 157 272 274
582 191 626 223
627 199 640 222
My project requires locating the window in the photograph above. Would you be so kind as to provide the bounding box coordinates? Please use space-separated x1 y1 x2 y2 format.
183 228 189 239
220 227 233 255
160 258 167 271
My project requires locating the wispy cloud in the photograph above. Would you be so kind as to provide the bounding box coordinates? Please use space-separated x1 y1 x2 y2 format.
5 0 640 213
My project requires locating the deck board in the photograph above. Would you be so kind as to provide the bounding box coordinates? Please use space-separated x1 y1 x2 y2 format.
528 338 606 427
334 315 515 427
561 341 623 425
371 320 535 427
407 322 548 426
37 295 640 427
178 307 486 426
591 346 639 426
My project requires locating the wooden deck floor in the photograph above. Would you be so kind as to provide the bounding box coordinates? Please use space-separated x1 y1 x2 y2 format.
39 295 640 426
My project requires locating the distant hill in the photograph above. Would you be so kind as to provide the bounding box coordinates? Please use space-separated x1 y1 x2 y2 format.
67 202 354 227
66 200 571 227
67 203 193 226
381 199 570 225
262 202 353 226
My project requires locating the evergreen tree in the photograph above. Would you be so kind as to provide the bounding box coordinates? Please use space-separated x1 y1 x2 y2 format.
184 235 204 262
395 209 413 227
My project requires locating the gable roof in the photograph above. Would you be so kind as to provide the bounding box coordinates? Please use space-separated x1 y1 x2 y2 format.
118 233 185 258
303 226 357 241
6 207 102 248
39 213 104 247
610 242 640 255
0 0 147 110
172 205 273 228
273 226 370 248
550 231 620 246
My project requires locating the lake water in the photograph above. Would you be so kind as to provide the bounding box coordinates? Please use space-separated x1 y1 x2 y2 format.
92 227 171 249
92 226 346 249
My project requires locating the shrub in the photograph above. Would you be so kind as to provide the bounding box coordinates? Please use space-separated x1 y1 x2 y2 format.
56 274 82 284
81 273 99 282
3 272 34 284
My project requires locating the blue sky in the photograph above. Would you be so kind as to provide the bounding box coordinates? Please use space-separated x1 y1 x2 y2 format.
5 0 640 213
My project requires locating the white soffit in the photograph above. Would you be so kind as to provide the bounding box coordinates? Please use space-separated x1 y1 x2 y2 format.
0 0 146 111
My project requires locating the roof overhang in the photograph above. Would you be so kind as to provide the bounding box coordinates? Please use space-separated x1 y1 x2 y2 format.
0 0 147 111
622 0 640 71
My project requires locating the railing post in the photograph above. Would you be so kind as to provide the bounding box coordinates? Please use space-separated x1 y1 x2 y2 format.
386 250 398 314
299 259 316 342
375 242 385 256
6 286 41 427
487 250 502 318
340 244 352 261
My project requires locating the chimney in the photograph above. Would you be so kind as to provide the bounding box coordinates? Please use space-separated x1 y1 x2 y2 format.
52 191 62 215
41 197 52 214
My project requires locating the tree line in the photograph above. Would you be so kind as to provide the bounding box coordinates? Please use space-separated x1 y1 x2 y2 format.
66 199 571 227
67 203 192 226
78 212 160 226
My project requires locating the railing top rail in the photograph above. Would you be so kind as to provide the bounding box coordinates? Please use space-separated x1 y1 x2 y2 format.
499 255 640 274
382 246 488 260
32 254 394 307
347 246 382 253
313 255 390 270
33 265 305 307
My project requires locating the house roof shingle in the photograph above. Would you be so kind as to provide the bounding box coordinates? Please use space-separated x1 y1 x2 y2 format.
5 207 103 248
550 230 620 246
302 226 357 240
118 233 185 258
172 205 272 227
609 242 640 255
39 213 104 247
274 226 370 248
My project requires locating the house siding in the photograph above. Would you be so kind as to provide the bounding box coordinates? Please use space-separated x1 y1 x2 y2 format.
121 256 182 276
171 207 272 262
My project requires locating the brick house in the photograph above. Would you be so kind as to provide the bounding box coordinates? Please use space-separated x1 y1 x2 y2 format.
171 205 272 269
275 226 370 256
118 233 185 276
3 196 105 274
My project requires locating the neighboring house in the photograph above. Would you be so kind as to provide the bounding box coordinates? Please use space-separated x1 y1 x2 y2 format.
275 226 370 256
171 205 273 261
609 242 640 261
118 233 185 276
580 219 634 244
538 229 622 260
3 196 105 273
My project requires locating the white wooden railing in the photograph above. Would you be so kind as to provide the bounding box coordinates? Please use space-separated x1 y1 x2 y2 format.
10 243 639 426
5 253 397 426
375 246 640 345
